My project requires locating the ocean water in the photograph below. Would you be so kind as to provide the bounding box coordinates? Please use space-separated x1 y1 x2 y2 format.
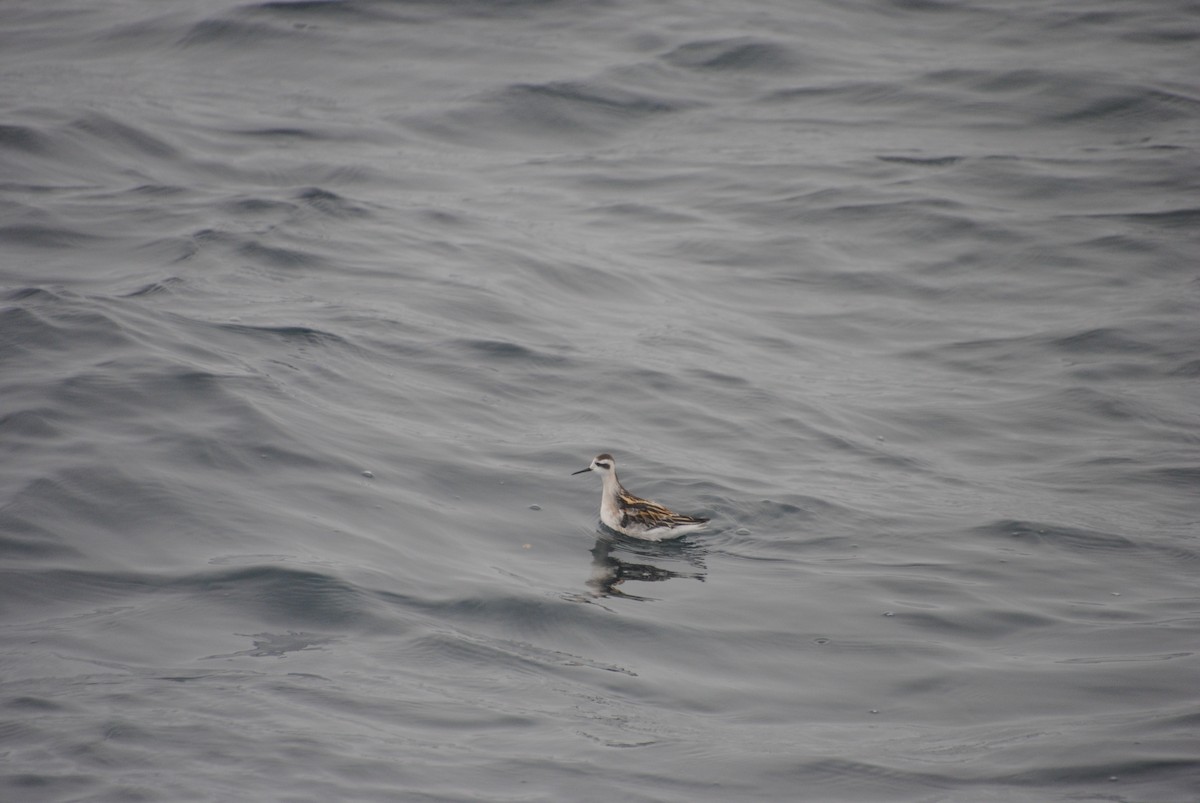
2 0 1198 800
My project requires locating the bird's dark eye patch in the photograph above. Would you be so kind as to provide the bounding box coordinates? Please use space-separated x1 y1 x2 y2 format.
594 462 610 469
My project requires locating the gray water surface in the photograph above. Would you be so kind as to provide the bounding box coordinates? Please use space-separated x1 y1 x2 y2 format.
2 1 1198 800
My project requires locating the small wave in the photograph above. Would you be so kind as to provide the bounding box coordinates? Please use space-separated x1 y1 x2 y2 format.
921 67 1200 131
1131 465 1200 490
119 277 186 298
0 302 132 354
3 286 68 304
4 565 390 629
70 112 179 161
449 337 568 366
501 79 683 118
405 79 692 147
410 629 638 677
1168 358 1200 377
0 224 108 249
237 240 328 269
661 37 800 73
1090 206 1200 230
1048 326 1152 356
295 187 371 218
0 524 82 562
219 197 300 216
877 154 964 167
0 123 55 154
175 16 317 50
973 519 1141 554
204 320 352 353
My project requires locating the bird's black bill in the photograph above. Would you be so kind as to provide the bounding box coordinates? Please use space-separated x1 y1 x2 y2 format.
571 467 592 475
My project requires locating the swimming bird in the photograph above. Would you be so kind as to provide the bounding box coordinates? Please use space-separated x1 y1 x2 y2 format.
572 453 708 540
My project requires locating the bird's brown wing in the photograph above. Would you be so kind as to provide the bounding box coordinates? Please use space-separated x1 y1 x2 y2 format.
618 492 709 528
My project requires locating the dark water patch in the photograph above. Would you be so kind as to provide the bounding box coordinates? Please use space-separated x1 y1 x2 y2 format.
684 367 752 388
1004 758 1200 787
876 154 963 167
354 0 576 19
1058 651 1193 665
1066 361 1161 381
416 208 473 228
120 277 185 298
175 15 323 51
0 223 107 249
1123 26 1200 44
883 0 964 12
973 520 1141 555
203 630 338 659
234 127 326 140
894 607 1058 639
798 757 955 798
1168 358 1200 377
3 466 215 559
295 187 371 218
2 773 95 797
246 441 332 471
70 112 179 161
1158 709 1200 730
1 565 389 629
661 38 800 73
1090 206 1200 230
244 0 405 24
1048 326 1154 356
0 568 162 612
0 526 83 561
804 197 1019 246
0 407 66 441
585 202 702 225
759 80 934 122
1074 232 1160 258
775 266 941 301
923 67 1049 94
0 123 54 154
912 325 1185 380
125 183 189 198
500 79 683 118
724 496 839 530
397 592 631 649
226 122 395 148
47 365 245 420
1047 85 1200 128
3 286 67 304
411 80 692 146
1128 465 1200 490
1047 386 1145 424
917 67 1200 132
0 303 134 357
409 628 638 679
450 338 568 366
220 197 300 217
91 14 190 51
4 695 71 713
252 0 354 12
213 319 348 345
237 240 328 269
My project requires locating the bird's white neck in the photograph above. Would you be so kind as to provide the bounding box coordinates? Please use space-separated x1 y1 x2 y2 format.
598 471 624 525
599 470 623 497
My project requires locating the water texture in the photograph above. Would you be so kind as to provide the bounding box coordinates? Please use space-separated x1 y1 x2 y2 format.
2 0 1198 800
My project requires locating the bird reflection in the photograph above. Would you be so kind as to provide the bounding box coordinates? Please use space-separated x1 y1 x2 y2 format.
585 531 706 600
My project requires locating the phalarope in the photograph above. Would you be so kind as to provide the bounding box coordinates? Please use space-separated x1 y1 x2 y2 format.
572 453 708 540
